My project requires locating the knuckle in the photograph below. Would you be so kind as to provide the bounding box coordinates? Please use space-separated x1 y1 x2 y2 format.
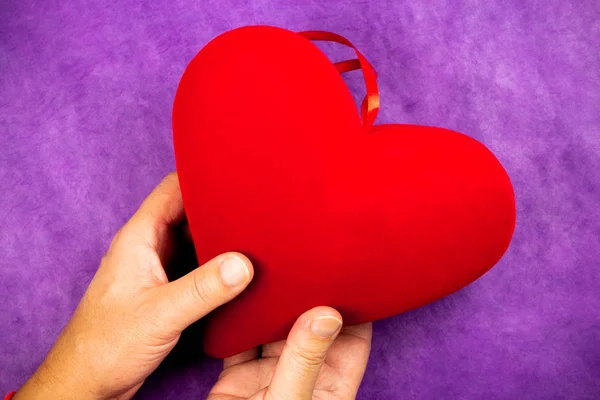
165 171 178 181
191 272 220 307
261 391 278 400
99 253 112 270
109 228 123 248
108 225 132 254
288 343 327 370
160 172 178 189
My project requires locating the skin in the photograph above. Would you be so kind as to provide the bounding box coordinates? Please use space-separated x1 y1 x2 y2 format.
13 172 372 400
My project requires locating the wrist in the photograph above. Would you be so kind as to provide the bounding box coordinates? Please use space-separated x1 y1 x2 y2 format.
13 359 102 400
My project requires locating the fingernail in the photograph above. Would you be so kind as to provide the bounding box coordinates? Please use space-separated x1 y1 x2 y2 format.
311 316 342 338
219 255 249 287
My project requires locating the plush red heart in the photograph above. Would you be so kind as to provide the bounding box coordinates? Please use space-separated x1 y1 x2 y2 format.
173 26 516 358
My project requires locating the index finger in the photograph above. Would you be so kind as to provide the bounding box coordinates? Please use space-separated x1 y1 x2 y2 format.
125 172 186 249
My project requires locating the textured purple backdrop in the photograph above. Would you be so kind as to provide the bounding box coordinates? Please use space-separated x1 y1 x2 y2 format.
1 0 599 399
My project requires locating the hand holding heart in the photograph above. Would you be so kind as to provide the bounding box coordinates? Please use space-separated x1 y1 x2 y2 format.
13 173 372 400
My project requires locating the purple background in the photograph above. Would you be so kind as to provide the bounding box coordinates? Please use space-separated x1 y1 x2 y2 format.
1 1 599 399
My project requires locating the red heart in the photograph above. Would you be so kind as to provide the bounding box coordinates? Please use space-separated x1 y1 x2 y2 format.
173 26 515 358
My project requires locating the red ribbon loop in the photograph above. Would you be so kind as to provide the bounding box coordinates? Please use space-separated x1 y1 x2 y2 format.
298 30 380 130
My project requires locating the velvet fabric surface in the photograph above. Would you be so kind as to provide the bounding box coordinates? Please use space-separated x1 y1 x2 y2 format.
1 1 598 399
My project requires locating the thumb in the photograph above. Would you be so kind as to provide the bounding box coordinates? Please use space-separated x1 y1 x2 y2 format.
263 307 343 400
153 252 253 333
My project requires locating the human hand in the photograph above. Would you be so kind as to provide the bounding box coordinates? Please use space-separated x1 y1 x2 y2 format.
208 309 372 400
14 173 255 400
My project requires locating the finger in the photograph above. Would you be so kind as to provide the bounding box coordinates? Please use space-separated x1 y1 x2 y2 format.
326 322 372 391
153 252 253 333
120 172 185 253
266 307 342 400
341 322 372 342
261 339 286 358
182 220 192 240
262 323 371 359
263 320 369 359
344 323 372 391
133 172 185 228
223 347 260 369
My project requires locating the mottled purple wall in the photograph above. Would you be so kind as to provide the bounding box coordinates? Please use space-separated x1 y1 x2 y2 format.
1 1 599 399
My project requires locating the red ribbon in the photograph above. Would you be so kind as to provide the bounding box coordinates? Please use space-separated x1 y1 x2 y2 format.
298 31 380 130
